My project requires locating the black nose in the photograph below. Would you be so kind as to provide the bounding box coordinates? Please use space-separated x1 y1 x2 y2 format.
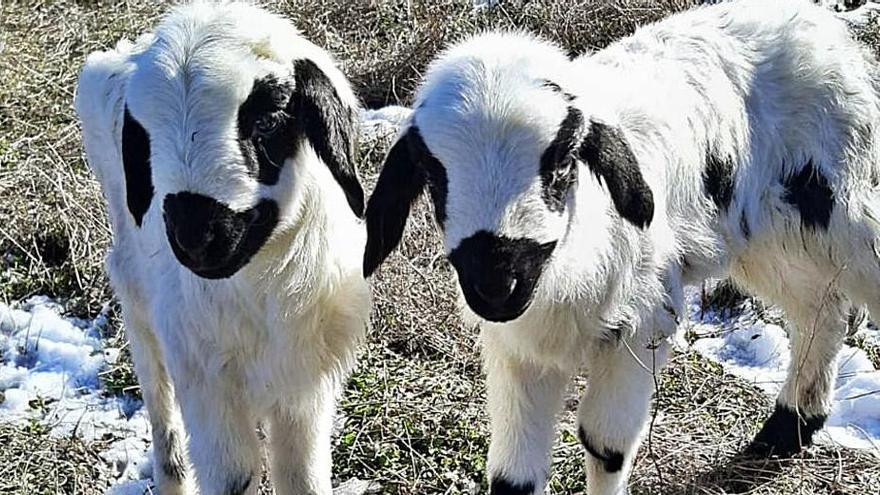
170 218 214 264
472 276 517 308
163 192 232 267
163 192 279 279
448 230 557 322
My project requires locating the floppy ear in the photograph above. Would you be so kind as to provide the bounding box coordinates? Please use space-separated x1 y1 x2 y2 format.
578 121 654 229
76 41 154 228
291 58 365 217
363 127 429 277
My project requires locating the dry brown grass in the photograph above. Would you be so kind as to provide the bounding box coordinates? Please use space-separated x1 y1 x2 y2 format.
0 421 110 494
2 0 880 494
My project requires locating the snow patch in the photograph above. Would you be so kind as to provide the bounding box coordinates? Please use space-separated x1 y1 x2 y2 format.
0 296 153 486
360 106 412 141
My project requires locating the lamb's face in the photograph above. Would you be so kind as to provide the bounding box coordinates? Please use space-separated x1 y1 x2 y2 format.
364 32 654 322
365 68 584 321
416 83 581 322
120 5 361 280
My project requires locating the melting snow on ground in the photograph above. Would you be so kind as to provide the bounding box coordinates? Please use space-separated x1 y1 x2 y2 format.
0 296 154 489
686 287 880 452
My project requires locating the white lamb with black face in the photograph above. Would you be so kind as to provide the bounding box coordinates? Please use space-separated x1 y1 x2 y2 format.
75 3 369 494
364 0 880 493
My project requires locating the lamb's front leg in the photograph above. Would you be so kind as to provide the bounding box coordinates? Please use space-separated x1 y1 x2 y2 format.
268 379 336 495
174 367 261 495
578 333 670 495
484 338 570 494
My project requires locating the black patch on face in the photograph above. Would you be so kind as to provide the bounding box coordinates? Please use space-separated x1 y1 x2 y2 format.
225 473 253 495
237 75 295 185
703 152 734 210
363 125 445 277
540 107 583 212
578 426 624 473
163 192 279 279
237 60 364 218
783 161 834 230
121 106 154 227
747 403 826 458
490 477 535 495
578 121 654 229
448 230 556 322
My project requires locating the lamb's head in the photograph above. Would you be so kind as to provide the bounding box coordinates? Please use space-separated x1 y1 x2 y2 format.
117 3 361 279
363 32 653 322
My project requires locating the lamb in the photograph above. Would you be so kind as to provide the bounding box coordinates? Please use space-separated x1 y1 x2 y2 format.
363 0 880 493
74 3 369 494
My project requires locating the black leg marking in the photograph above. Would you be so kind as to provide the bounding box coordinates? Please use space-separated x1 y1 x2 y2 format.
490 476 535 495
225 473 253 495
160 429 187 482
578 426 624 473
747 403 827 458
783 160 834 230
703 151 734 211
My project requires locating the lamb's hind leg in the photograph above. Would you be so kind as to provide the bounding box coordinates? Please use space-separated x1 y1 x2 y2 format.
125 312 191 494
733 259 848 457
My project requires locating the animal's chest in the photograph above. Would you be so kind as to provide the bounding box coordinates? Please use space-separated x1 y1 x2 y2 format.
480 303 604 370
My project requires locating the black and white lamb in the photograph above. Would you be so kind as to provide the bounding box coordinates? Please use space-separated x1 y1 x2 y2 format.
75 3 369 494
364 0 880 493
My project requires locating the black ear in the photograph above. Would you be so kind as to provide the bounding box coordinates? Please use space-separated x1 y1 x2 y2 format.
363 127 429 277
578 121 654 229
121 106 154 227
291 58 364 217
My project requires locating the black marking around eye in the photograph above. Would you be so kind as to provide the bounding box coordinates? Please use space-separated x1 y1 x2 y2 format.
121 106 154 227
539 106 584 212
783 160 834 230
237 75 293 138
237 75 295 185
703 151 734 211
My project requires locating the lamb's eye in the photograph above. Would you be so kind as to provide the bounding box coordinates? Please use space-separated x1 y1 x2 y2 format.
255 112 284 137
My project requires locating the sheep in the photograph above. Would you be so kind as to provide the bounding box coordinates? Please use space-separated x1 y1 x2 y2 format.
74 3 369 494
362 0 880 493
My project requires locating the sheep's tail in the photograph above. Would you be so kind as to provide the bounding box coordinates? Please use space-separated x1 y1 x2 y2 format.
74 36 149 230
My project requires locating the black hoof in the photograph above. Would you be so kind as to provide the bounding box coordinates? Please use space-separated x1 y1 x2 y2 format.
489 476 535 495
747 403 826 458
